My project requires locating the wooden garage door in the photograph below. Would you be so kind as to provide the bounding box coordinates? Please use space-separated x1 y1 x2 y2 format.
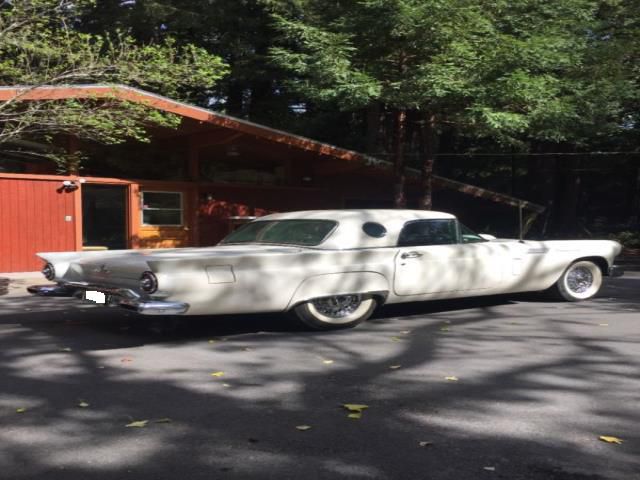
0 177 77 272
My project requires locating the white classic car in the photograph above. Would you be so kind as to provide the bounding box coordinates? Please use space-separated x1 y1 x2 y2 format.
29 209 624 330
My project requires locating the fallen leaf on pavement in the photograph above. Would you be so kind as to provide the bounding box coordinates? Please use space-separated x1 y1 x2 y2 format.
78 401 90 408
343 404 369 412
343 404 369 419
322 360 334 365
390 336 402 342
16 408 26 413
125 420 149 428
211 371 225 377
444 376 459 381
599 435 623 444
389 365 402 370
296 425 312 431
440 327 449 332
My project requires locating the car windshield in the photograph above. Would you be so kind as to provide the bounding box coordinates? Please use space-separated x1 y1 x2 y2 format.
220 219 337 246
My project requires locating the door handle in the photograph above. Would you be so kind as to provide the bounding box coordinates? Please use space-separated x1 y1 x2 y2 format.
401 251 423 259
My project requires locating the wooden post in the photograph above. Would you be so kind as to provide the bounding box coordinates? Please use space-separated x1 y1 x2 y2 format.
73 180 83 251
128 183 141 249
188 136 201 246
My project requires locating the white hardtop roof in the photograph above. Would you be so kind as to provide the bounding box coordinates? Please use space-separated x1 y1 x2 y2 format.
260 209 456 223
257 209 457 249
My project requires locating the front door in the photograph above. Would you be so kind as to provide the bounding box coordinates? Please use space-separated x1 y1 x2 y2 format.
82 184 128 250
393 219 504 296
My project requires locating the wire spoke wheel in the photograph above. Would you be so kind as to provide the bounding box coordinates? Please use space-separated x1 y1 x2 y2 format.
311 295 362 318
553 260 603 301
292 294 378 330
566 266 594 294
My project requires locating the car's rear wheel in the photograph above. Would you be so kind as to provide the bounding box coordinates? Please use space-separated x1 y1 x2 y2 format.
292 294 377 330
552 260 603 301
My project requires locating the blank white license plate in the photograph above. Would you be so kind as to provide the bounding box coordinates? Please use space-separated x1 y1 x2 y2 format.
85 290 106 304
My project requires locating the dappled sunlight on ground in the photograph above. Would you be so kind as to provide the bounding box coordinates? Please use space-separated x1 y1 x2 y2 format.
0 276 638 479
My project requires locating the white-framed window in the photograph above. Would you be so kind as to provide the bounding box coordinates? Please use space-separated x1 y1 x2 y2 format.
141 191 183 226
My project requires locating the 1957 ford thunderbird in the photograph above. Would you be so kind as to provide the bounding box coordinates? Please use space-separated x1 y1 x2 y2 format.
28 209 624 330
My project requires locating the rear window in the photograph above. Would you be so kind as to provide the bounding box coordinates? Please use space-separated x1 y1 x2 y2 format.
220 220 337 246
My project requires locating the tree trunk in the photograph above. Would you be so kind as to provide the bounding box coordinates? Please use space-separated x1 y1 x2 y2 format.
226 81 245 117
418 114 437 210
365 103 381 155
393 109 407 208
629 166 640 227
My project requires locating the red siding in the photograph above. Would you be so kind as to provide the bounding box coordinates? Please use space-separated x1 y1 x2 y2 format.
0 178 76 272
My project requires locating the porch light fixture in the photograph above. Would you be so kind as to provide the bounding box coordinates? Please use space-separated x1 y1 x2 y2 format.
61 180 79 191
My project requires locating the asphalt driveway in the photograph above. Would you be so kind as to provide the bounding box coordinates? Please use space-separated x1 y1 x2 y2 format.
1 275 639 479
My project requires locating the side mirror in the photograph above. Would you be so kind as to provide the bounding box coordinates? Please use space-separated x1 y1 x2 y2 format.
478 233 497 241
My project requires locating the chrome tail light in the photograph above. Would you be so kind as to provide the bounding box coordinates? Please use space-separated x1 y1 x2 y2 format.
42 263 55 281
140 271 158 294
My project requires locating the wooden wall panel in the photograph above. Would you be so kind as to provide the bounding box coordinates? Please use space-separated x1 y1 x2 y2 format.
0 177 77 272
136 184 194 249
197 184 333 246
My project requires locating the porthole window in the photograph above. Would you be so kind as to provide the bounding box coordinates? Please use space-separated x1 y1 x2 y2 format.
362 222 387 238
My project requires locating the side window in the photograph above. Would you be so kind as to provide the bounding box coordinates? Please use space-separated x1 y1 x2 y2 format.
459 223 487 244
398 219 458 247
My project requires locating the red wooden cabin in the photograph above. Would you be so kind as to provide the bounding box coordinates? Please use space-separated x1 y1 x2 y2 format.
0 85 542 273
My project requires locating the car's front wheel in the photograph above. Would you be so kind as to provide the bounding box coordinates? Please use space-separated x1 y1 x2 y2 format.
552 260 603 301
292 294 377 330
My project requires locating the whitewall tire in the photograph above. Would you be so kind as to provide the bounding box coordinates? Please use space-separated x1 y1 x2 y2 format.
553 260 603 301
292 294 377 330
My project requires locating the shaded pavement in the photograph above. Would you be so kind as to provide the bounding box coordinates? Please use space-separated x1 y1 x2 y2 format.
1 275 639 479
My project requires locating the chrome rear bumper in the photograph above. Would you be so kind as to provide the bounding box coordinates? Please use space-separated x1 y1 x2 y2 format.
27 283 189 315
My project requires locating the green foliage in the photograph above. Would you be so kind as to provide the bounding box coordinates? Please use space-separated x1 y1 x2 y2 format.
268 0 637 150
0 0 228 165
609 231 640 249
